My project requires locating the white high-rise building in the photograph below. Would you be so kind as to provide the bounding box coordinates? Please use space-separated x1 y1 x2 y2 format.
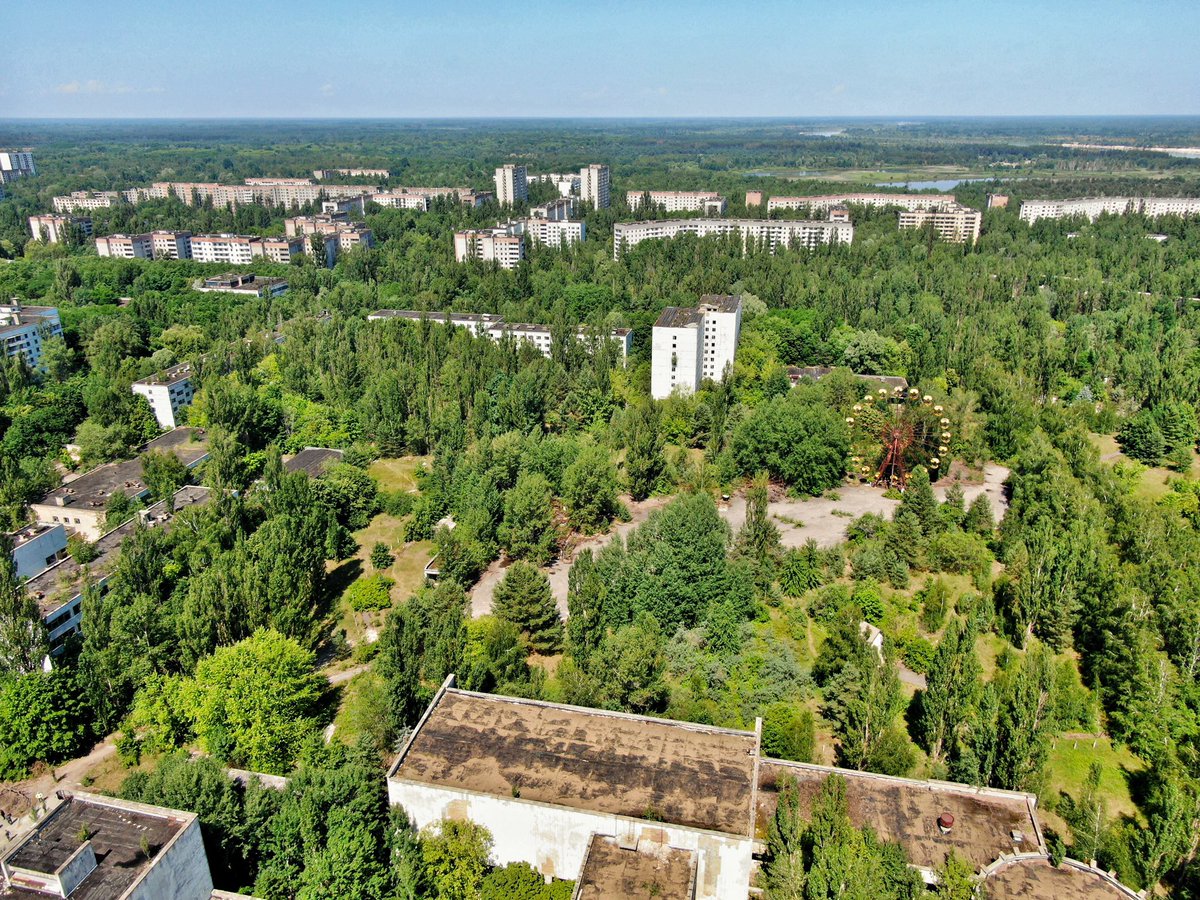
453 227 526 269
494 165 529 205
580 164 610 208
613 218 852 258
651 294 742 399
0 150 36 183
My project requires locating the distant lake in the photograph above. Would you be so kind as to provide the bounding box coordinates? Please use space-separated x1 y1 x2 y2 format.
874 177 999 190
747 171 821 178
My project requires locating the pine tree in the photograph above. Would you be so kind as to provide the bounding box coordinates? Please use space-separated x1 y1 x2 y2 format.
897 465 938 535
491 562 562 653
962 493 995 535
737 471 780 582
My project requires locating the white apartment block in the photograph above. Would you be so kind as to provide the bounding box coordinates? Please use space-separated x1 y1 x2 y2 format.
651 294 742 399
151 230 193 259
95 233 154 258
626 190 727 215
580 163 611 208
0 150 36 183
368 309 633 361
95 230 192 259
516 217 585 247
768 192 956 212
29 214 93 244
898 204 983 244
531 197 577 220
188 233 303 265
133 361 196 429
190 234 259 265
453 227 526 269
613 218 853 258
494 164 529 205
53 190 120 212
1018 196 1200 224
370 186 491 209
0 304 63 369
314 167 390 179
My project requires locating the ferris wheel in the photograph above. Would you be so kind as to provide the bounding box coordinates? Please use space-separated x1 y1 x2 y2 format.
845 386 951 489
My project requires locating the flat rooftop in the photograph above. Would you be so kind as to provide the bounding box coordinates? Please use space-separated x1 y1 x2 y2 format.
283 447 344 478
1 793 193 900
654 307 703 328
37 428 208 511
391 688 758 836
134 361 195 387
574 835 697 900
754 760 1041 871
983 857 1139 900
698 294 742 313
25 486 211 615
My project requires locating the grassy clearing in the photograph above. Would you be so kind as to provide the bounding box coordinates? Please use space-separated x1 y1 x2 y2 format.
81 749 162 794
1088 432 1196 502
975 632 1011 679
1045 735 1146 823
368 455 430 493
330 512 433 646
332 669 388 747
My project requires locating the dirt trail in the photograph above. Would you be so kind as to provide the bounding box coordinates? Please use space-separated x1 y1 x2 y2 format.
470 495 670 617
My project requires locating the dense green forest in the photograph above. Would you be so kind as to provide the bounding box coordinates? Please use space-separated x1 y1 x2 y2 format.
1 119 1199 898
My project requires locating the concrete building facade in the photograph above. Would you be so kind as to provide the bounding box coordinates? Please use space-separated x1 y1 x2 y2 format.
651 295 742 399
516 217 585 247
580 164 611 208
8 524 68 580
898 205 983 244
453 227 526 269
133 362 196 430
626 190 727 215
28 214 92 244
0 304 62 369
95 233 154 258
1019 195 1200 224
767 192 956 212
0 792 212 900
531 197 577 220
494 164 529 205
0 151 36 183
613 218 853 258
388 680 757 900
368 309 632 361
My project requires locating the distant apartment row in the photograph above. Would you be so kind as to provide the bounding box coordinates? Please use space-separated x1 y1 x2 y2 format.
368 308 632 361
1019 195 1200 223
453 198 589 268
50 177 492 213
748 191 982 244
613 217 854 257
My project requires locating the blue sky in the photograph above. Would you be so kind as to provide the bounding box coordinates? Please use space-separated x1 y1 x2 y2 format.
3 0 1198 117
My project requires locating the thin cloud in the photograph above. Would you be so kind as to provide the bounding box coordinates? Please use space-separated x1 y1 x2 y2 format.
54 80 163 96
319 83 335 97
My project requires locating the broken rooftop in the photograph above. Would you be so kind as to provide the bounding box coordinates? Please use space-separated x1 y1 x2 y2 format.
390 687 759 836
573 834 697 900
754 759 1042 872
1 793 195 899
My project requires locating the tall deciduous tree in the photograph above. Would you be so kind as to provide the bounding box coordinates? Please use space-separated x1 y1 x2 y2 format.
0 539 47 675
